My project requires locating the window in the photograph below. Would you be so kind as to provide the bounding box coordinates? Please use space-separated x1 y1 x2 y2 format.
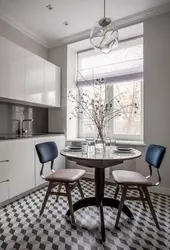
77 37 143 141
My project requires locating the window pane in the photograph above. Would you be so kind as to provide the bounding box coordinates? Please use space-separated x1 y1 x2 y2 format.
113 80 142 136
78 84 106 138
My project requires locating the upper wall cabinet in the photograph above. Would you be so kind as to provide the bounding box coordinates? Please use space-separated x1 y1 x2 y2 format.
0 37 25 101
26 51 45 105
0 36 61 107
45 61 61 107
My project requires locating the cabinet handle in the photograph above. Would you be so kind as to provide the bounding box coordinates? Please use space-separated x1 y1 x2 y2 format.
0 180 9 184
0 160 9 163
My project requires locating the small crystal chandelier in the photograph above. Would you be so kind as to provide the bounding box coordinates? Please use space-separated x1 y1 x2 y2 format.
90 0 119 54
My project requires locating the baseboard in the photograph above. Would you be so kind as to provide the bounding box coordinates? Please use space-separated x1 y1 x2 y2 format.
148 186 170 196
106 176 170 196
0 183 48 208
83 172 94 179
82 176 117 186
1 178 169 209
82 176 170 196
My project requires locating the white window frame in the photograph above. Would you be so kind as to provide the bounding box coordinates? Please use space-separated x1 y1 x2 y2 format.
76 38 144 142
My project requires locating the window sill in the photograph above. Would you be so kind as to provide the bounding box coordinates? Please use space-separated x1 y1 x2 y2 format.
66 138 146 147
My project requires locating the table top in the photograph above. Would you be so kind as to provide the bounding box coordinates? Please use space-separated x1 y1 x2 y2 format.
60 148 142 162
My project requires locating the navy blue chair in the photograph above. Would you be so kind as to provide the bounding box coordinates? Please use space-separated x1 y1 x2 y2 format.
112 144 166 229
35 141 85 225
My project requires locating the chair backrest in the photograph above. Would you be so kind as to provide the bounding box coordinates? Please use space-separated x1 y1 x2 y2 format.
35 141 58 164
145 144 166 186
145 144 166 169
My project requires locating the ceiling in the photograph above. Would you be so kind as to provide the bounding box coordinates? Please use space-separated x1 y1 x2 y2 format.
0 0 169 48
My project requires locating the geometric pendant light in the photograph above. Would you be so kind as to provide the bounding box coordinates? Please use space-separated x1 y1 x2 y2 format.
90 0 119 53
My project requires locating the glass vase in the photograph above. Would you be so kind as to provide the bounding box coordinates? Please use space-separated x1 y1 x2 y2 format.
95 138 106 153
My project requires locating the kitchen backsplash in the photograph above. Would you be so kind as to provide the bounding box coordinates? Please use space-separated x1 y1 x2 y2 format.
0 102 48 135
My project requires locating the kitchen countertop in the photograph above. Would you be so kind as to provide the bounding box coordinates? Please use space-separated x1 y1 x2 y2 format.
0 133 65 141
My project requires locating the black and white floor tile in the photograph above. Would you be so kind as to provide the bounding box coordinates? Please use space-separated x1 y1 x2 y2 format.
0 180 170 250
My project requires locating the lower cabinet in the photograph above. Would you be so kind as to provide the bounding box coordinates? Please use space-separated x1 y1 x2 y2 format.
0 135 65 202
0 161 10 202
0 182 9 203
35 135 65 186
9 139 35 198
0 142 10 202
0 162 10 202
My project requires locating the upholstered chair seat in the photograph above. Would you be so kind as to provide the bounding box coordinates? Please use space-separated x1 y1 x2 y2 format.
45 169 85 182
112 170 152 186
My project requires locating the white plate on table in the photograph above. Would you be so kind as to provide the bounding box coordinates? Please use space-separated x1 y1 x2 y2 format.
114 146 133 153
69 146 81 150
63 146 82 152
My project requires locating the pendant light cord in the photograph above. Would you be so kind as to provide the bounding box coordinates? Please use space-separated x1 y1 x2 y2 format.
104 0 106 18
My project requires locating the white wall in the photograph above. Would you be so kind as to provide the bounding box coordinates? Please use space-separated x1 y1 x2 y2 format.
48 44 78 138
48 44 68 133
136 13 170 194
67 46 78 139
0 17 48 59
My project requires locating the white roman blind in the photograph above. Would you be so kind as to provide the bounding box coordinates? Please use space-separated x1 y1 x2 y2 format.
77 37 143 82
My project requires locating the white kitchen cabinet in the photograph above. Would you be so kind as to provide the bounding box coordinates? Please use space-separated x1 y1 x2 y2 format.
0 161 9 183
0 182 9 203
0 135 65 203
26 51 45 105
0 142 10 203
0 160 10 203
35 135 65 186
9 139 35 198
45 61 61 107
0 36 61 107
0 142 10 162
0 36 25 100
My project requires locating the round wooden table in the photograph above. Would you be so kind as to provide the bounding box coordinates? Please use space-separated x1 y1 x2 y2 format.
60 148 142 241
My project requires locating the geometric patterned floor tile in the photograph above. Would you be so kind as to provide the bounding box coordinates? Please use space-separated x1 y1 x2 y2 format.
0 180 170 249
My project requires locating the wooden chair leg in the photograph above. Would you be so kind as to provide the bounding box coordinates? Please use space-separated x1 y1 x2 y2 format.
115 185 128 229
142 186 160 229
138 186 146 210
56 183 62 202
40 182 53 216
77 180 84 198
114 184 120 199
65 184 76 225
